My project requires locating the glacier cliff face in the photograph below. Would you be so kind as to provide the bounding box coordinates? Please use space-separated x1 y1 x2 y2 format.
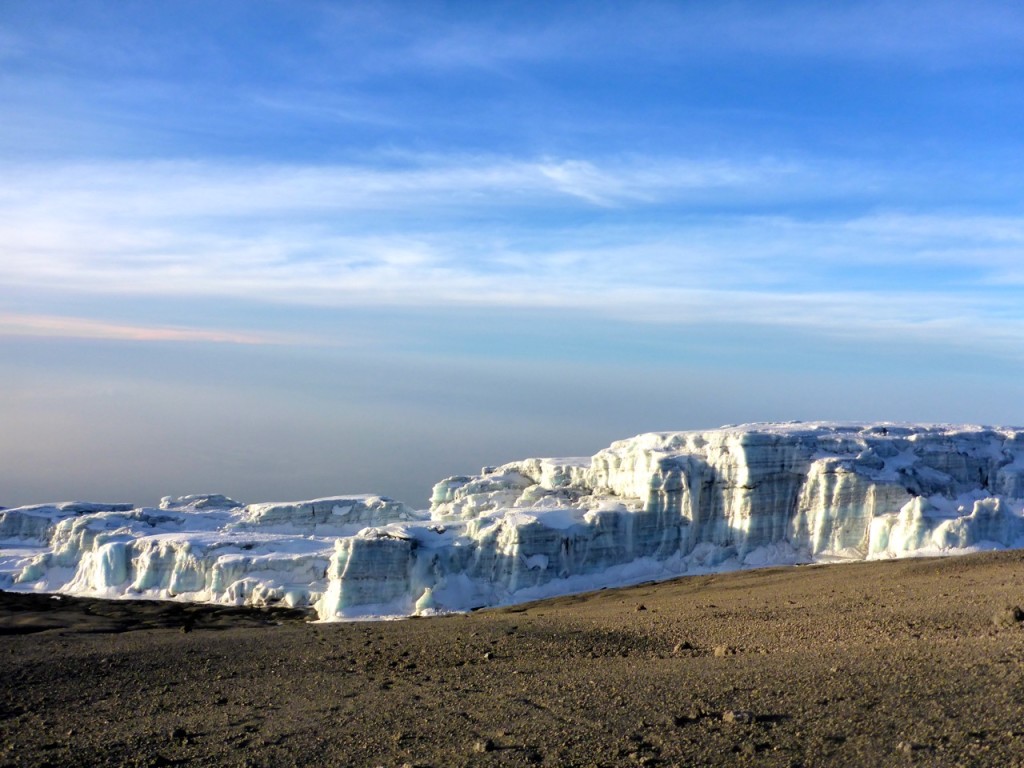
2 423 1023 620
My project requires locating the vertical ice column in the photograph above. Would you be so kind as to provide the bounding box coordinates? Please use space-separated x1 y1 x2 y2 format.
317 531 418 617
791 459 912 556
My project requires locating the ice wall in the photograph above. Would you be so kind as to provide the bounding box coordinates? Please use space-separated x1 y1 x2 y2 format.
0 495 422 612
2 423 1023 620
321 423 1024 617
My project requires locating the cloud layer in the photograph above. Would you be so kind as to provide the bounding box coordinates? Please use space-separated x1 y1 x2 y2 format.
2 154 1020 355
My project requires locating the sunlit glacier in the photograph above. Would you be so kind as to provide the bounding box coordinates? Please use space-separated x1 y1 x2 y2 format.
2 422 1023 620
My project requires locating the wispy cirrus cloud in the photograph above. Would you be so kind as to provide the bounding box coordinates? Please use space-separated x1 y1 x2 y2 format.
10 2 1024 90
0 154 794 217
1 154 1021 357
318 1 1024 76
644 1 1024 66
0 312 311 346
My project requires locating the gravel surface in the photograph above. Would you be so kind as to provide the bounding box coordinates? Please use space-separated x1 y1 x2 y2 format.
5 551 1024 767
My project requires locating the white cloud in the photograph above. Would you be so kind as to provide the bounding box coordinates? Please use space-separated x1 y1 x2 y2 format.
845 213 1024 245
0 154 792 220
1 155 1020 358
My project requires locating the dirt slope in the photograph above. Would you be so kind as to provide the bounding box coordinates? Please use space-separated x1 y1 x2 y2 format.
4 551 1024 767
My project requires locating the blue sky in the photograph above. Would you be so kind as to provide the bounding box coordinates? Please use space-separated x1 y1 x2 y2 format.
2 1 1023 507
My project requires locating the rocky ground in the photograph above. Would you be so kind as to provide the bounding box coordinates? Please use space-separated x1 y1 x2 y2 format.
4 551 1024 767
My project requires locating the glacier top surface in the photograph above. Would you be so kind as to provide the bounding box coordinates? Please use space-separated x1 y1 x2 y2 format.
7 422 1020 514
650 421 1017 437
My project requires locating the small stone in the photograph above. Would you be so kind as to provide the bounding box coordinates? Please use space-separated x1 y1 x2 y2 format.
169 727 187 741
722 710 754 724
474 738 495 753
635 604 647 612
714 645 735 658
673 641 693 653
483 651 494 660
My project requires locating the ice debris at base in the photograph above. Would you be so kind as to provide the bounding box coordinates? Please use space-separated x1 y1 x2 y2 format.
3 422 1024 621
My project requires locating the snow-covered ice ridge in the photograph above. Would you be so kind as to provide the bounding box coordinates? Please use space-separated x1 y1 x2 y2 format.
3 422 1024 620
